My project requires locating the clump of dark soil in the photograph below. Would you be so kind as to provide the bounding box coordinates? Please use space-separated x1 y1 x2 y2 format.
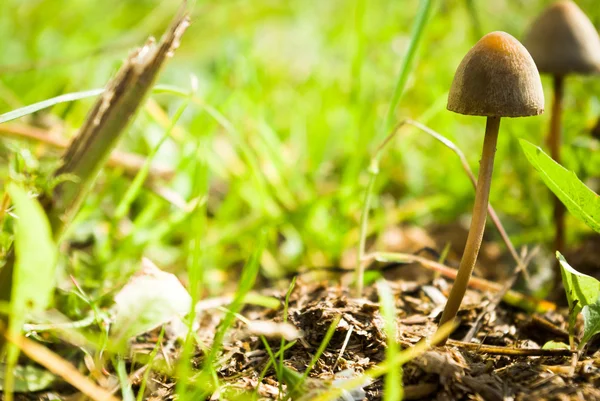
182 271 600 401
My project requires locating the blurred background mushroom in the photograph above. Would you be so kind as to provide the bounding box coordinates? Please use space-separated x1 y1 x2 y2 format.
523 0 600 262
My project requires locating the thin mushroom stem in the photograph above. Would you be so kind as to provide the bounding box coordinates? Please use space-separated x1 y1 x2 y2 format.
549 75 565 256
437 116 500 344
354 119 526 297
405 119 525 279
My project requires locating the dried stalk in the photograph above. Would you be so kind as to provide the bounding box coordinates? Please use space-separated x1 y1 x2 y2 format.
48 13 189 238
448 339 572 356
1 323 119 401
530 315 570 340
362 251 555 313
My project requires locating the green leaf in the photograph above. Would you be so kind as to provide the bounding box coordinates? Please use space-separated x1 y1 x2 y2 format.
581 301 600 347
7 184 58 316
5 184 57 396
520 139 600 234
0 364 56 392
541 341 570 350
557 252 600 314
557 251 600 349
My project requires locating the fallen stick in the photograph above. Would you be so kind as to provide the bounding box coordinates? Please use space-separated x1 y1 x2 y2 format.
363 251 556 313
2 325 120 401
448 339 572 356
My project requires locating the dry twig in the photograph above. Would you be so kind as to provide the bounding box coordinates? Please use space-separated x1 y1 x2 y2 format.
2 324 120 401
448 339 572 356
362 251 555 313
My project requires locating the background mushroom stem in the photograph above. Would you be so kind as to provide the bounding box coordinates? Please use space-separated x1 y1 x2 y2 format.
437 116 500 343
549 75 565 256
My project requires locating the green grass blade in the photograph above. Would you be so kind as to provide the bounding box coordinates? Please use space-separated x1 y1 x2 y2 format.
115 358 135 401
176 137 209 401
136 328 165 401
209 234 265 357
355 167 378 296
192 232 266 394
302 314 341 381
383 0 436 131
0 89 104 124
253 340 296 400
151 85 281 216
356 1 437 295
377 280 403 401
350 0 367 102
279 277 296 382
114 98 190 220
289 314 341 398
4 183 57 400
0 83 191 126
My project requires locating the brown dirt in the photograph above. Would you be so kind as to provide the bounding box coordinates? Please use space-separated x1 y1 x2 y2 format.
9 228 600 401
175 269 600 401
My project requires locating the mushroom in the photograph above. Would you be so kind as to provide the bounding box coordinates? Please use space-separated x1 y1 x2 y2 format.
523 0 600 254
436 31 544 343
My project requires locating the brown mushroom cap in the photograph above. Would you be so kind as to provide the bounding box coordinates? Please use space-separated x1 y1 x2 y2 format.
523 1 600 75
447 31 544 117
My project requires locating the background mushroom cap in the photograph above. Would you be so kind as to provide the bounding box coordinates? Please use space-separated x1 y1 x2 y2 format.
447 31 544 117
523 0 600 75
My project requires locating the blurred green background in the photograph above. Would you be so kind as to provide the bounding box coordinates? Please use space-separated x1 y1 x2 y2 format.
1 0 600 298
